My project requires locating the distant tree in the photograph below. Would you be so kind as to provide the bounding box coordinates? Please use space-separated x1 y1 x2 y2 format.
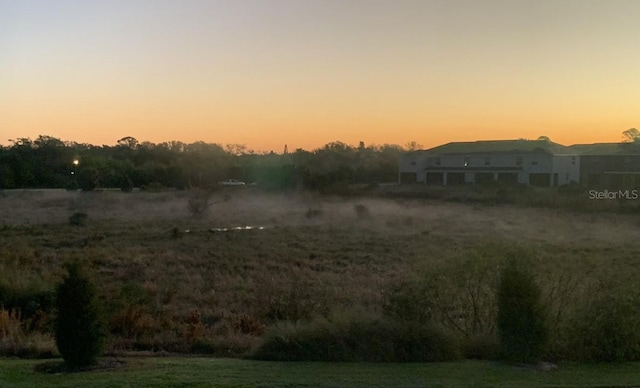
28 135 76 187
536 136 551 141
225 143 248 155
622 128 640 143
34 135 66 149
0 163 14 189
117 136 139 149
77 167 100 191
404 141 423 151
0 134 415 191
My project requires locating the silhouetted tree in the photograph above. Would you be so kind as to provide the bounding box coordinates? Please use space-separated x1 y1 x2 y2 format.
497 256 548 363
0 135 410 190
622 128 640 143
404 141 423 151
55 262 105 368
117 136 139 149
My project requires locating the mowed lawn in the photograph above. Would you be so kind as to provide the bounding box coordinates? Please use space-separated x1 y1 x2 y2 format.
2 357 640 388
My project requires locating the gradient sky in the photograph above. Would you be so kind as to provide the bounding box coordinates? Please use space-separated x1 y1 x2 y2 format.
2 0 640 152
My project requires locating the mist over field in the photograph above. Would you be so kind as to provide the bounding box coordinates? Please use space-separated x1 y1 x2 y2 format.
1 188 637 246
2 186 640 368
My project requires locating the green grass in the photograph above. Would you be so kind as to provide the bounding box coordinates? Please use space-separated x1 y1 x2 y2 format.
2 357 640 387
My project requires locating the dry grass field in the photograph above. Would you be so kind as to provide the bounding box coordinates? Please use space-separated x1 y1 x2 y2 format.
3 187 638 244
1 187 640 358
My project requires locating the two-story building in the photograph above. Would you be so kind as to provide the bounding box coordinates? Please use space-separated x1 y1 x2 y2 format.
570 142 640 189
399 139 580 187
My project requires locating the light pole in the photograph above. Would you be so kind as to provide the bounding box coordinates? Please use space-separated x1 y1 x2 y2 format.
69 159 80 191
72 159 79 175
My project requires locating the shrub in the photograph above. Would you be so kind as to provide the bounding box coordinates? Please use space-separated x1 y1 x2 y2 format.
109 306 155 339
0 285 54 324
120 176 133 193
354 204 371 219
384 244 502 338
171 227 183 239
54 262 105 368
497 256 548 363
257 277 330 323
187 191 211 218
187 190 230 218
463 334 501 360
68 212 88 226
382 279 434 324
228 313 265 336
428 258 499 337
393 321 460 362
566 292 640 362
251 311 460 362
77 168 99 191
304 208 323 219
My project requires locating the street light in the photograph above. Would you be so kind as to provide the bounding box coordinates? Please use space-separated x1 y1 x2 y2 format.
72 159 79 175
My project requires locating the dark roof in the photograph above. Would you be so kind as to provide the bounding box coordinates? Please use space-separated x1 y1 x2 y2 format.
404 140 640 157
568 142 640 155
420 139 573 156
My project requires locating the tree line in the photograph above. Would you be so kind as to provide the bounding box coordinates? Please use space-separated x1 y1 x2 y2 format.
0 135 413 191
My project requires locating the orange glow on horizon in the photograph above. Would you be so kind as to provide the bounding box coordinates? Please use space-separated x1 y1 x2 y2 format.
3 1 640 152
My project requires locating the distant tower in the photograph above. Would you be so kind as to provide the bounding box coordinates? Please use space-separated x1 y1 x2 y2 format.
283 144 289 155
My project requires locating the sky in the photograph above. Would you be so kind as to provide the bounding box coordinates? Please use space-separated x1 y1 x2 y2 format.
2 0 640 152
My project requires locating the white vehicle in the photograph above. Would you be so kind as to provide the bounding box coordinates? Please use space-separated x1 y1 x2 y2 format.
219 179 246 186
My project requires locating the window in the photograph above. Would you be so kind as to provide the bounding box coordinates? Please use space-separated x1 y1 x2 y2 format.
571 156 576 165
410 161 416 166
435 157 441 166
516 156 523 166
484 157 490 166
531 160 538 166
464 157 469 167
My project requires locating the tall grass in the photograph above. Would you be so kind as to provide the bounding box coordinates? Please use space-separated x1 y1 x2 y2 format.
0 308 57 358
2 190 640 361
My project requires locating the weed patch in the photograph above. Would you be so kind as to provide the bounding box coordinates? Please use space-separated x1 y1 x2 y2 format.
68 212 88 226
